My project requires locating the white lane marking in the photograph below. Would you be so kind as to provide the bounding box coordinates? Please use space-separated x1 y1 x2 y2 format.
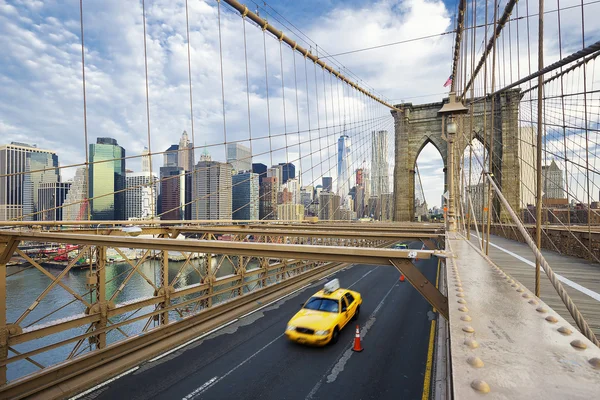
149 319 239 363
305 279 397 399
69 367 139 400
152 266 349 363
180 266 370 399
348 267 376 289
182 376 217 400
489 241 600 302
181 334 284 400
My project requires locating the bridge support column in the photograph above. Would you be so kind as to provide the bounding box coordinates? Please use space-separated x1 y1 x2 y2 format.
392 108 413 221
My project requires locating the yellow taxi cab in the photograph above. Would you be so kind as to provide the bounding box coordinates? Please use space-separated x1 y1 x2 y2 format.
285 279 362 346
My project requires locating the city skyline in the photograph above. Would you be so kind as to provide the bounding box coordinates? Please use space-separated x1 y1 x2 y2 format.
0 131 581 223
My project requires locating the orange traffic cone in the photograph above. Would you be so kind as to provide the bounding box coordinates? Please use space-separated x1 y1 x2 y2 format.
352 325 363 352
399 274 405 282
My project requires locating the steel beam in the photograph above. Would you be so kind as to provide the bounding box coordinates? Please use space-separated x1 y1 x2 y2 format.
0 237 19 264
0 231 438 265
389 259 449 319
178 226 439 239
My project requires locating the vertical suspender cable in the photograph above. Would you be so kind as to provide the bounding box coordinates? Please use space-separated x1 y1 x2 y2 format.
185 0 197 217
557 0 571 228
305 56 313 190
217 0 228 149
481 0 489 251
535 0 545 296
486 0 498 255
580 0 592 255
142 0 156 218
79 0 91 221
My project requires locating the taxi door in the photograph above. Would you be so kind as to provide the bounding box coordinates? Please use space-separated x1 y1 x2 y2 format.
340 296 352 328
344 292 358 320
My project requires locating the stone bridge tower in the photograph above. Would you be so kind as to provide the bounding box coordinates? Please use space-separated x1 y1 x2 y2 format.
391 89 522 222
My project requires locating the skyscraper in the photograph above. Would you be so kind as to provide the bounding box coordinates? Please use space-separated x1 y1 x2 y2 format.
542 160 566 199
192 159 232 220
282 178 300 204
164 144 179 167
232 172 259 220
178 131 194 172
38 182 71 221
277 204 304 221
356 168 364 186
355 185 366 218
322 177 333 192
252 163 268 185
337 135 352 201
0 142 59 221
381 193 394 221
319 192 341 220
371 130 390 197
227 143 252 172
62 167 88 221
159 166 190 220
267 167 282 192
278 163 295 184
22 149 60 221
300 186 314 208
89 137 126 220
142 146 151 173
126 172 158 220
259 176 278 220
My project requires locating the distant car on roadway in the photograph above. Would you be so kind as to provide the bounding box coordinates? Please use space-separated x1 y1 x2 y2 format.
285 279 362 346
392 243 408 249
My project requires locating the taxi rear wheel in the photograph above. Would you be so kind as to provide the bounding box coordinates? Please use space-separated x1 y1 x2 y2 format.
330 328 339 345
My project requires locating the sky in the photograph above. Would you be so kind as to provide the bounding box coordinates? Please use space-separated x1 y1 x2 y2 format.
0 0 512 210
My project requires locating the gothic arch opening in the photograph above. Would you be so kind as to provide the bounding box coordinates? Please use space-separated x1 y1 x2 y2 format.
415 141 445 221
461 138 490 224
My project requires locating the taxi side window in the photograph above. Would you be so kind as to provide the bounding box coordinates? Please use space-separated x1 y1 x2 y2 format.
344 292 355 305
341 297 348 312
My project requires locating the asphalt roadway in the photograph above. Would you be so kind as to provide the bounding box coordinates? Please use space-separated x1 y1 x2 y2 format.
82 242 439 400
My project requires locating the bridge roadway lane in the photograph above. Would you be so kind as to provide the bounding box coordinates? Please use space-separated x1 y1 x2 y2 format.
86 246 439 400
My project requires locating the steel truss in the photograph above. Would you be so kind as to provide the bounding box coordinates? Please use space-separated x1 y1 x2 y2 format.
0 225 446 397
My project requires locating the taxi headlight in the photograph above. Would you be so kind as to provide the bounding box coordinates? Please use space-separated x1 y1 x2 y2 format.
315 330 329 336
286 325 296 331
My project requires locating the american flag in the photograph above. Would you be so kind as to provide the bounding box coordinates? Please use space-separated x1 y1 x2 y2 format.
443 74 453 87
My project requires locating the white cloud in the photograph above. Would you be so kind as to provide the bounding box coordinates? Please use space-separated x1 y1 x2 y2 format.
10 0 594 210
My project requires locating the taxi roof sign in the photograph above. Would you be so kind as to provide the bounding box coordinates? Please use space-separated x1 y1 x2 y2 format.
323 278 340 294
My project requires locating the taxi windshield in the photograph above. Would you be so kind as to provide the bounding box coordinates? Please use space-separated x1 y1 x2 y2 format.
303 297 339 313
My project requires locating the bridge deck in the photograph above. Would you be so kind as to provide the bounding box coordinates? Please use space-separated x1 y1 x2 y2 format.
66 244 439 400
469 232 600 337
448 234 600 399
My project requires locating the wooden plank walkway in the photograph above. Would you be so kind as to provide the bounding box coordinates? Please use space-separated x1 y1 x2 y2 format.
467 232 600 339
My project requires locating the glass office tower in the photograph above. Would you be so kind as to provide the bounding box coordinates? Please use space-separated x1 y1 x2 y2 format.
89 137 126 220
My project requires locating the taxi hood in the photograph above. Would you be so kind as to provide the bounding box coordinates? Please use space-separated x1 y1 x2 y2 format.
291 309 339 330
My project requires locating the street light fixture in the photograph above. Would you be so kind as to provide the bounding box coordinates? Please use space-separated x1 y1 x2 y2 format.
438 92 468 232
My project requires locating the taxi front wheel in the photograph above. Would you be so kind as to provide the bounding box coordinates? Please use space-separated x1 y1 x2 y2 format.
330 328 339 345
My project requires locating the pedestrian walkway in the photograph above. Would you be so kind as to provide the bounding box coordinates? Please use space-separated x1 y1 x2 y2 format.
468 232 600 338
